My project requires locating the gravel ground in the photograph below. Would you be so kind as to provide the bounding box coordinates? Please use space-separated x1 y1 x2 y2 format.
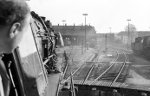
125 54 150 90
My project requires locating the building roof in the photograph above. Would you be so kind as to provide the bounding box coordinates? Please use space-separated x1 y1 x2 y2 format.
52 25 96 37
117 31 129 36
137 31 150 37
117 31 150 37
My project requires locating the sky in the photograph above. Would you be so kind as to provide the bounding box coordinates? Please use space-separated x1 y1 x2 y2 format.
28 0 150 33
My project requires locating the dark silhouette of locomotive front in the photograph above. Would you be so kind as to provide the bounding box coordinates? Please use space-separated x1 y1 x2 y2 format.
132 36 150 60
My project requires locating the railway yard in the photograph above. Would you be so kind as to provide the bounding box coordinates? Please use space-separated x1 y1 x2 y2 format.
57 43 150 96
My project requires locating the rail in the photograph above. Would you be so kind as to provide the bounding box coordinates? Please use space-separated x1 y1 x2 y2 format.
62 51 97 83
56 47 73 96
88 51 120 85
82 51 101 84
110 51 128 86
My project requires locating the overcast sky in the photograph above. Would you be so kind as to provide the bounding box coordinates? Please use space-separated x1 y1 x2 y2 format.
28 0 150 33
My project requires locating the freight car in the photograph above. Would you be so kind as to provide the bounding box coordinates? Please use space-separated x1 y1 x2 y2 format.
131 36 150 59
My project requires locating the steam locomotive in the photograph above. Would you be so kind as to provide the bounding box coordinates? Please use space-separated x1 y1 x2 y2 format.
2 11 63 96
131 36 150 59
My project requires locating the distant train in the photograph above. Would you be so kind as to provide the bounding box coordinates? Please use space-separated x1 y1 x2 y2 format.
131 36 150 59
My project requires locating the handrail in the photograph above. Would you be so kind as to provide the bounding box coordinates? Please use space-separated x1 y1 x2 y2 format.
43 54 54 65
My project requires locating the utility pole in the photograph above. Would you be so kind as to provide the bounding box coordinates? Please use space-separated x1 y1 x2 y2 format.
81 39 84 54
109 27 111 42
127 19 131 49
83 13 88 50
105 34 107 52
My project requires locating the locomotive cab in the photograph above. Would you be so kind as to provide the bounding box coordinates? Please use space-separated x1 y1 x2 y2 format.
1 12 53 96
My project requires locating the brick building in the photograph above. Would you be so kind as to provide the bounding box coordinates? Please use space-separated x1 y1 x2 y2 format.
53 25 96 46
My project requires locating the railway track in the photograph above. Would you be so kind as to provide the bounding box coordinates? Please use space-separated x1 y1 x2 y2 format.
87 51 129 86
62 50 117 83
56 47 74 96
71 49 129 87
86 51 120 85
62 50 99 83
59 47 150 96
62 48 130 88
